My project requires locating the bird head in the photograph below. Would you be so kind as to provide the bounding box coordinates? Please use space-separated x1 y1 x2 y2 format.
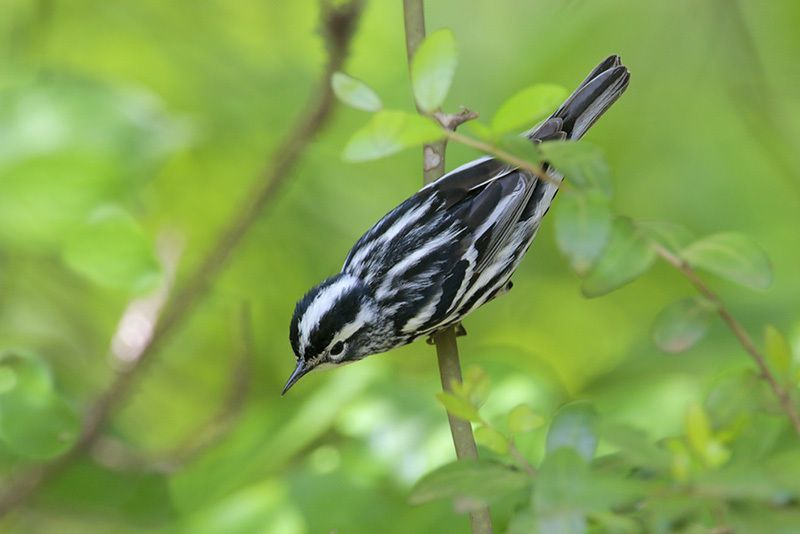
285 273 378 394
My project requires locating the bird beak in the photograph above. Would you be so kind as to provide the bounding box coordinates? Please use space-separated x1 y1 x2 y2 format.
282 360 310 395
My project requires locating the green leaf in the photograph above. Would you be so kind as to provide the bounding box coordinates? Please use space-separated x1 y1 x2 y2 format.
538 140 613 197
458 365 490 407
342 110 443 162
491 84 567 134
0 350 53 397
331 72 382 112
410 29 458 112
764 325 792 378
508 404 545 435
435 391 482 423
685 403 730 469
652 297 715 353
596 421 671 470
681 232 773 290
638 220 695 255
581 217 656 298
409 459 529 507
534 448 589 534
554 189 612 275
0 393 80 459
474 425 509 454
63 205 162 294
546 402 598 461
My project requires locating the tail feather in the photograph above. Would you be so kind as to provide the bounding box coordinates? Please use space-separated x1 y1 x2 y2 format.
528 55 630 142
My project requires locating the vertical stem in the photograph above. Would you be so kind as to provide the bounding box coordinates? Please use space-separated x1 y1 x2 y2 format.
402 1 493 533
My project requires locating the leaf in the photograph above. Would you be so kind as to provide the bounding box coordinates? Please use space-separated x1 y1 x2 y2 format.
685 403 730 469
652 297 715 353
764 325 792 378
681 232 773 290
581 217 656 298
596 421 671 470
459 365 490 407
538 140 613 198
491 84 567 135
0 350 53 397
546 402 598 461
342 110 443 162
0 393 80 459
331 72 382 112
63 205 162 294
409 459 529 506
508 404 545 435
534 448 589 534
474 425 509 454
638 220 695 255
410 29 458 112
435 391 482 423
554 189 612 275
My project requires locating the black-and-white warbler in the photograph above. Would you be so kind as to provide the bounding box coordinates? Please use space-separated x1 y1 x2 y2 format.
284 55 629 394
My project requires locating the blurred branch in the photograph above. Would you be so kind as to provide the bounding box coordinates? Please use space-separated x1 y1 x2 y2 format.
402 1 493 533
0 0 365 517
91 303 254 472
652 243 800 437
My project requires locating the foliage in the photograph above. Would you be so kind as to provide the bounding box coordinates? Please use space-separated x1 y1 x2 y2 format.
1 0 799 533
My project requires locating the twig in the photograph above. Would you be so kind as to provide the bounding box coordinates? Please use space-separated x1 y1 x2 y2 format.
445 130 569 191
0 0 365 517
402 1 493 533
508 442 537 478
652 243 800 437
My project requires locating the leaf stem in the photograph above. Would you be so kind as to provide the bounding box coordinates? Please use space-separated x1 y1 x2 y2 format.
445 130 570 191
652 242 800 437
403 1 492 532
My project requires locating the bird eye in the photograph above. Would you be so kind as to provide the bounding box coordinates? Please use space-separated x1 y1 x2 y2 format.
330 341 345 356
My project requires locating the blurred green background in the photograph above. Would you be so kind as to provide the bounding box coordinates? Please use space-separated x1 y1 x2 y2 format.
1 0 799 532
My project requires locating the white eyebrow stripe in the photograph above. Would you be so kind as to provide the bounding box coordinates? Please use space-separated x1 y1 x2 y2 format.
299 275 359 350
325 304 376 361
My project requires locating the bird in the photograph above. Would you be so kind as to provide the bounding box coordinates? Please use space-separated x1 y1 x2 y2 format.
284 55 630 394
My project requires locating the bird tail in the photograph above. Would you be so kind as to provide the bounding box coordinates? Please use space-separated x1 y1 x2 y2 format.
528 55 630 142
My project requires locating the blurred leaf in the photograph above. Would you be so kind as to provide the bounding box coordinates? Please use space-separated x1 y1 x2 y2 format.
555 189 612 275
465 121 494 140
436 391 482 423
491 84 567 134
681 232 773 290
63 205 162 294
0 350 53 397
581 217 656 298
685 403 730 469
41 460 176 524
411 29 458 112
498 134 542 167
508 404 545 435
474 425 509 454
0 393 79 459
343 110 442 161
638 220 695 255
589 512 642 534
596 421 670 470
409 459 529 506
534 448 589 534
539 141 613 197
331 72 382 112
458 365 490 407
0 152 117 247
652 297 715 353
546 402 598 461
667 438 691 482
764 325 792 378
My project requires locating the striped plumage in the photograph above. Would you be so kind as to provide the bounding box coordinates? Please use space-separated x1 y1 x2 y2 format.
284 56 630 394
